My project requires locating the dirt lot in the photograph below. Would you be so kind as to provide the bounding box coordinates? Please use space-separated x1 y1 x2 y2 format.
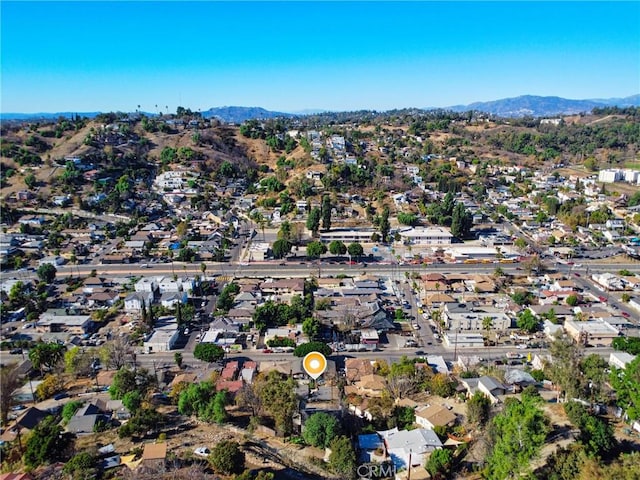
74 407 337 480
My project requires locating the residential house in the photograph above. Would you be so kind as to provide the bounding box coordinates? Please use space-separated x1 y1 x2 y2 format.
124 292 154 312
460 376 507 404
344 374 386 398
66 403 110 436
609 352 637 370
415 404 457 430
380 427 443 471
345 358 374 382
135 277 158 294
159 291 187 308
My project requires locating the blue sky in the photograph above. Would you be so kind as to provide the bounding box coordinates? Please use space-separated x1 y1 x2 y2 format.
1 1 638 113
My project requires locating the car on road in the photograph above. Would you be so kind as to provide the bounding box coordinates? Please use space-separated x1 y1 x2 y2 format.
194 447 210 458
622 311 631 318
262 348 273 353
9 348 22 355
574 272 580 277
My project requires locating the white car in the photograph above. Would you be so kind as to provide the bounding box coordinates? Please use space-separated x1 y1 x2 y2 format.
194 447 210 458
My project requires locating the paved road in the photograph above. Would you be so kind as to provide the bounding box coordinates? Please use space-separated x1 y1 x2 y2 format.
5 257 640 283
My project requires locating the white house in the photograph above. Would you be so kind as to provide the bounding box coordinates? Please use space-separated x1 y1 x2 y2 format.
379 428 442 471
135 277 158 294
609 351 637 370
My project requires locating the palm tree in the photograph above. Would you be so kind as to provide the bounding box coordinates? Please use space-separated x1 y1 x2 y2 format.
482 316 493 340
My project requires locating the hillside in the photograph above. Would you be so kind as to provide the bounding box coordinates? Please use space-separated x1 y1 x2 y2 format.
1 109 639 220
445 94 640 117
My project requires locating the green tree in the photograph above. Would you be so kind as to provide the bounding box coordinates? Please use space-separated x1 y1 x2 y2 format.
174 352 183 368
514 238 528 253
612 336 640 355
379 206 391 243
37 263 57 283
328 240 347 256
306 207 321 236
64 346 93 378
24 172 36 189
29 341 66 374
467 391 491 426
581 354 608 402
118 407 162 438
347 242 364 260
212 389 229 424
63 451 97 480
485 394 549 479
193 343 225 363
321 194 332 231
256 371 298 436
451 202 473 239
24 415 74 468
392 405 416 430
178 381 216 418
302 412 341 448
122 390 143 414
306 240 326 259
397 212 418 226
426 448 453 478
209 440 245 475
36 373 64 400
609 355 640 421
584 157 599 171
62 401 83 423
548 336 584 402
516 309 540 333
428 373 456 397
293 341 332 358
566 294 579 307
302 317 321 340
328 435 356 479
272 238 292 259
109 366 155 400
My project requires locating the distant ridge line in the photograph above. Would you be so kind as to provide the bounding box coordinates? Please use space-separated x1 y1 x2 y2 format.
2 94 638 122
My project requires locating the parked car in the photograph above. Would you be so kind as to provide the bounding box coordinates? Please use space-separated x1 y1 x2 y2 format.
194 447 210 458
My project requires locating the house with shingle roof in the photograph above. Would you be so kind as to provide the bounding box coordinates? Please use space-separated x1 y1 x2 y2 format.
415 404 457 430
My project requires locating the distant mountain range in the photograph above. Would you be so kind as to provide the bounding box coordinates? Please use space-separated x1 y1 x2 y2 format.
200 106 294 123
444 94 640 117
2 94 639 122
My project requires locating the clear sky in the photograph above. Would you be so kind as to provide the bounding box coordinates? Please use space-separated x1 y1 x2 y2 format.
1 1 639 114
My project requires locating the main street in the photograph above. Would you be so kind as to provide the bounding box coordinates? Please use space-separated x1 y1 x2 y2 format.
6 257 640 283
130 343 617 374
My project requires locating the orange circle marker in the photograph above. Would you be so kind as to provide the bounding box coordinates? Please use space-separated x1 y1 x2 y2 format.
303 351 327 379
